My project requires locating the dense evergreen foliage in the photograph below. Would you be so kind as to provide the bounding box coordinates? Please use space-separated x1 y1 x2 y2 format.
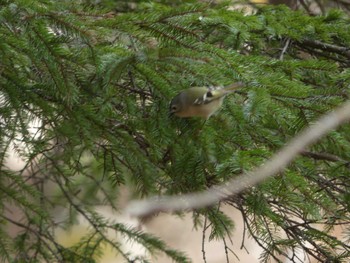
0 0 349 262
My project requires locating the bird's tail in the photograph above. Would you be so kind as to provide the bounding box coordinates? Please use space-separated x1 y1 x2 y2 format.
223 82 245 92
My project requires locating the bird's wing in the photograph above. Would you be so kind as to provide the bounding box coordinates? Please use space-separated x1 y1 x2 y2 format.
193 86 224 105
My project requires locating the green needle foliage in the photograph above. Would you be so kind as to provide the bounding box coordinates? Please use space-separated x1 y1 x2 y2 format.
0 0 349 262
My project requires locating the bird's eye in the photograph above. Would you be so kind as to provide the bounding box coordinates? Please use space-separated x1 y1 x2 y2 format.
171 105 177 111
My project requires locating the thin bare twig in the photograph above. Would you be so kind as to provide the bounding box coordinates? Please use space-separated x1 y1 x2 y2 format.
301 39 350 59
301 150 347 162
222 237 230 263
127 100 350 217
202 216 208 263
279 38 291 60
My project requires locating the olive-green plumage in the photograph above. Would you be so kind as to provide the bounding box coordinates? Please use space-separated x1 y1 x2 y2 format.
169 82 244 119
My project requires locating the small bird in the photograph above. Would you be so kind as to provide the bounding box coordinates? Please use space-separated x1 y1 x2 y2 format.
169 82 245 119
